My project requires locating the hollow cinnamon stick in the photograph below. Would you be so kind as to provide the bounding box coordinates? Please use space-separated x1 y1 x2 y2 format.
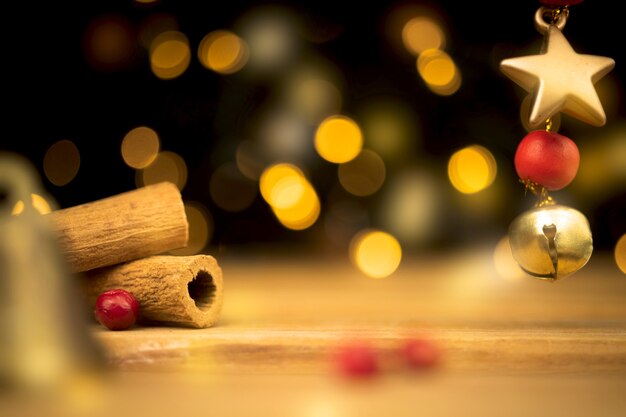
47 182 188 272
82 255 224 328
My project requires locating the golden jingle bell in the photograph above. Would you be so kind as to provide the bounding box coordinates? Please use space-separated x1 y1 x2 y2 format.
509 204 593 281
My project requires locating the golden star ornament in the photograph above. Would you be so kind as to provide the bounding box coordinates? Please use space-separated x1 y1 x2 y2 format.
500 25 615 128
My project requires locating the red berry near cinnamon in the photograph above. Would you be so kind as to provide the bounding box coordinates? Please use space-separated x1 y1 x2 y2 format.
514 130 580 191
95 289 139 330
334 340 379 377
402 337 440 369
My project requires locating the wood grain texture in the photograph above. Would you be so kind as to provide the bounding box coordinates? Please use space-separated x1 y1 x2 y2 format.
83 255 223 328
47 182 188 272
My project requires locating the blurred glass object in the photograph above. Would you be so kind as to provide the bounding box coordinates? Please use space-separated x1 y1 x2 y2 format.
12 193 52 216
0 152 102 391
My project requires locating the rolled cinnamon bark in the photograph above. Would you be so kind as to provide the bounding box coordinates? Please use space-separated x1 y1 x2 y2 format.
83 255 223 328
47 182 188 272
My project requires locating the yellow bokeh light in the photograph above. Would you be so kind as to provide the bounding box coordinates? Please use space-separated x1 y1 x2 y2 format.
43 140 80 186
315 115 363 164
150 31 190 80
259 163 320 230
417 49 461 95
616 234 626 274
290 78 342 124
338 149 386 196
121 126 160 169
12 194 52 216
198 30 249 74
493 236 526 281
350 230 402 279
448 145 497 194
402 17 445 55
272 183 320 230
260 163 305 204
137 151 187 190
171 202 213 256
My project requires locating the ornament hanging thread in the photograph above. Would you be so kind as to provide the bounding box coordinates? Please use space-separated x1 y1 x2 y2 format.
500 1 615 281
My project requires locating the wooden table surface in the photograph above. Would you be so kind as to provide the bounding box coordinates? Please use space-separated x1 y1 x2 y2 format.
4 249 626 416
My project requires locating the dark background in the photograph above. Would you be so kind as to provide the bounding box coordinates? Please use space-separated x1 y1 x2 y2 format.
3 0 625 252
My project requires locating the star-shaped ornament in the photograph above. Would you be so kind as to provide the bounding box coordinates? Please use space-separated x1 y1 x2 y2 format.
501 25 615 128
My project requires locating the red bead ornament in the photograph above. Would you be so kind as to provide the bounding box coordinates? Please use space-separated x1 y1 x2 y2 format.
401 337 440 369
334 340 379 377
514 130 579 191
95 289 139 330
539 0 584 5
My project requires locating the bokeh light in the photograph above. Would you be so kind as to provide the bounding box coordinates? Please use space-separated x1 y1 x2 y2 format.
240 9 298 71
417 49 461 95
209 163 258 212
448 145 497 194
259 111 311 162
381 169 440 245
83 15 135 71
315 115 363 163
350 230 402 278
616 234 626 274
43 140 80 186
137 151 187 190
12 194 52 216
260 163 320 230
198 30 249 74
288 78 342 125
493 235 526 281
338 149 386 196
171 202 213 256
360 100 419 161
402 16 445 55
121 126 160 169
149 31 191 80
260 163 305 204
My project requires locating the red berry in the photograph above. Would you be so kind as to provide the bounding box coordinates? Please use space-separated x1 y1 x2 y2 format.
334 340 378 377
402 338 440 369
95 289 139 330
514 130 579 191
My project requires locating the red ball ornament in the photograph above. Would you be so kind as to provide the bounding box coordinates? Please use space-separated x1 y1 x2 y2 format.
514 130 579 191
334 340 379 377
95 289 139 330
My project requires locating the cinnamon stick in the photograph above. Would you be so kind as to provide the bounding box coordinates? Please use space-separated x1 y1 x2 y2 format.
47 182 188 272
83 255 224 328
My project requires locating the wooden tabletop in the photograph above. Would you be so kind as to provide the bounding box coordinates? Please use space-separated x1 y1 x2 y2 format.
3 249 626 416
